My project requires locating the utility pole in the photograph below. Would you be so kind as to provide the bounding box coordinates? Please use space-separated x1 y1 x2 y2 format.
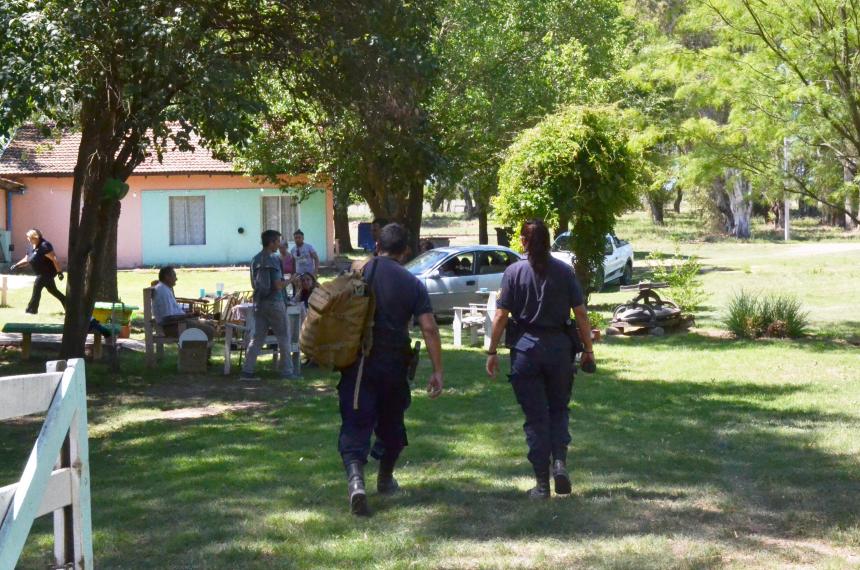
783 137 791 241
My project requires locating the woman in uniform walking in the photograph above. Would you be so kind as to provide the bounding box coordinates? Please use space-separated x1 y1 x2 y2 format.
11 228 66 314
485 219 595 499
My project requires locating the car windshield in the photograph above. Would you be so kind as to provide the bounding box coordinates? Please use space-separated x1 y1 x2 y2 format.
405 250 449 275
552 234 571 252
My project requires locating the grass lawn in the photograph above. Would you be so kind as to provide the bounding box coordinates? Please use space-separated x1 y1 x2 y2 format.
1 211 859 569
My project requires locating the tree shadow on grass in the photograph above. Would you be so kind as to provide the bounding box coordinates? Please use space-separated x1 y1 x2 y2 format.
604 330 859 354
403 368 860 549
3 345 859 568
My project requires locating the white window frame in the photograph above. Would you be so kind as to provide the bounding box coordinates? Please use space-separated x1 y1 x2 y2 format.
169 196 206 246
261 194 301 243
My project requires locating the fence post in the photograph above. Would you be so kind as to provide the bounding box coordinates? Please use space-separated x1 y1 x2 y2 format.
47 359 92 570
1 275 7 307
0 359 93 570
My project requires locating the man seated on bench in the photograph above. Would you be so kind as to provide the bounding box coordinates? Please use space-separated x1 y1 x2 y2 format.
152 266 215 341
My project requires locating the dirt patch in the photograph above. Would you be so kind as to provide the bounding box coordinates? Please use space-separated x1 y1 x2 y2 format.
158 401 266 420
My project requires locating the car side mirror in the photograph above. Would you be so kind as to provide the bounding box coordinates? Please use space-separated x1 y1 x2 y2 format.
428 270 442 279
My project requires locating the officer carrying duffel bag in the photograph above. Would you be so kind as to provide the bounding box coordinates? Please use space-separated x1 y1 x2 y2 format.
300 260 378 371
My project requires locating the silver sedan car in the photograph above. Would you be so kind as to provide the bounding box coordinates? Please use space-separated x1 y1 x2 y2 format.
405 245 522 315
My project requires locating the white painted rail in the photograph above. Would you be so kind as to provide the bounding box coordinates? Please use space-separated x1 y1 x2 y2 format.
0 359 93 570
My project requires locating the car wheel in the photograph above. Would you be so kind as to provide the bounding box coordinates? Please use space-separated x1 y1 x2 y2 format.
620 261 633 285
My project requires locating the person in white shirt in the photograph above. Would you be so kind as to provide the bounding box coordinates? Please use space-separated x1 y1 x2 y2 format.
290 229 319 276
152 266 215 340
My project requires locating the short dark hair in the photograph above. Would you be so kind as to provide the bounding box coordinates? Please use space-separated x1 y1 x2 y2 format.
261 229 281 247
158 266 175 282
372 218 388 228
378 223 409 255
293 229 304 237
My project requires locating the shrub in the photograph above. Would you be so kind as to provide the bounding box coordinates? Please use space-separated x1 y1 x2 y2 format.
588 311 608 330
724 289 762 339
647 246 707 312
494 105 641 286
724 290 809 339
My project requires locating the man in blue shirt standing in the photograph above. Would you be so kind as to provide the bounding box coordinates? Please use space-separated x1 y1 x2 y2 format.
242 230 298 381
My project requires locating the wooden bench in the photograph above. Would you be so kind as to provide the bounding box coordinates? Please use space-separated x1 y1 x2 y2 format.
1 323 117 360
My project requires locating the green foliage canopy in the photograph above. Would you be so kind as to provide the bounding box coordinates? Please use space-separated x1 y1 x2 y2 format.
430 0 629 237
495 105 640 281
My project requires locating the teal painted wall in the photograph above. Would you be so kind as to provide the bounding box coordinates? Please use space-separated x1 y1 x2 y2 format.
141 188 327 266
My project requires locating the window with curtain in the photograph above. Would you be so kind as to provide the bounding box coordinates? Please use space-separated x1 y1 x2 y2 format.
261 195 299 239
169 196 206 245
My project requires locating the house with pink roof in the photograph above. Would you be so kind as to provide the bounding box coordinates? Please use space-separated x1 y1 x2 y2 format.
0 126 333 269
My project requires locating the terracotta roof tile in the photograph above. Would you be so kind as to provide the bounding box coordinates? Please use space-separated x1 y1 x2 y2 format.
0 125 236 177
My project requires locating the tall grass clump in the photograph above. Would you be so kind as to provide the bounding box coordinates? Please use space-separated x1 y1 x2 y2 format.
725 290 809 339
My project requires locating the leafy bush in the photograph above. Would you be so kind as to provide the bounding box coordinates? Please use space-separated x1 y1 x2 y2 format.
588 311 608 330
724 290 809 339
494 105 640 286
647 247 707 312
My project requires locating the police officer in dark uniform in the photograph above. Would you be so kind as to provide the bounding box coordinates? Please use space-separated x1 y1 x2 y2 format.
11 228 66 314
338 223 444 516
486 219 595 499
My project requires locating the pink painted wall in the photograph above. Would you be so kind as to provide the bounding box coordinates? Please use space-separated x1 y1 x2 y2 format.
8 174 333 268
0 191 7 231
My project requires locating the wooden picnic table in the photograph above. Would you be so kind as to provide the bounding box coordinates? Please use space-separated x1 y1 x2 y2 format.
1 322 120 360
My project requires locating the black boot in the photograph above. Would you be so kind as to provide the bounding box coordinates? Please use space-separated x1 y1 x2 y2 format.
552 459 571 495
527 467 551 500
346 461 369 516
377 456 400 495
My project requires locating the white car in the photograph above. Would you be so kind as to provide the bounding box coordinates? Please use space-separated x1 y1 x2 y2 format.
551 232 634 290
405 245 522 314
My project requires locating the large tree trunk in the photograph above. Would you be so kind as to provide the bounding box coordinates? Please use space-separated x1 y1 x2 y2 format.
727 169 752 238
94 202 120 302
709 175 734 233
333 189 353 253
822 205 842 226
462 187 475 218
798 199 819 218
771 201 782 228
845 162 859 230
647 193 665 225
430 188 446 212
404 180 424 256
847 188 860 230
364 176 423 257
673 187 683 213
62 119 115 358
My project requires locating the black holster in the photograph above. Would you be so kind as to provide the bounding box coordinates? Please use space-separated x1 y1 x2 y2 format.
407 341 421 384
505 318 523 349
564 319 584 363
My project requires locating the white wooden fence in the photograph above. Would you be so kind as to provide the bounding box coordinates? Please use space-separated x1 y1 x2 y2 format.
0 359 93 570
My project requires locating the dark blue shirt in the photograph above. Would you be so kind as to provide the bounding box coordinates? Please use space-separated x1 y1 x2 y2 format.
364 256 433 347
497 257 584 348
27 239 56 277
